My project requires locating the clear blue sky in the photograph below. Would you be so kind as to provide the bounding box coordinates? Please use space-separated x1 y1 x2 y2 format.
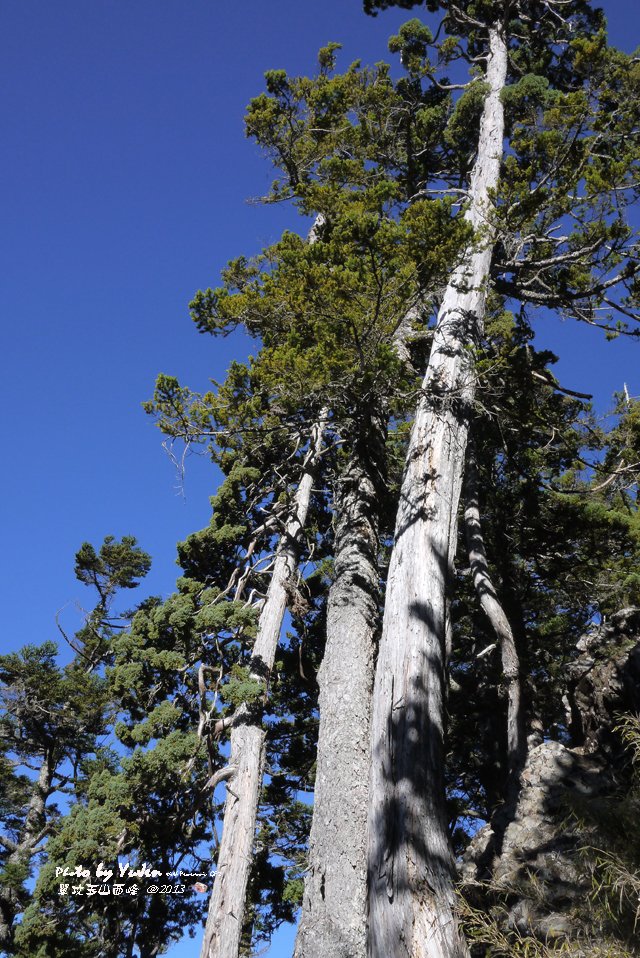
0 2 638 957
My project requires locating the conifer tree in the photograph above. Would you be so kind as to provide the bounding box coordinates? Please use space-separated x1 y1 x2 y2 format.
234 45 476 958
0 536 150 956
5 7 639 958
446 319 640 827
143 8 640 954
142 38 470 956
147 307 332 958
347 4 640 955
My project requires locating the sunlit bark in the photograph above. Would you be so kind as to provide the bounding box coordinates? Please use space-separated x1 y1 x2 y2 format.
367 25 508 958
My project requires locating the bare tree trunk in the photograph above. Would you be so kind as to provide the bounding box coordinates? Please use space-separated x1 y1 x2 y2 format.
200 418 325 958
463 437 525 784
367 25 507 958
294 412 384 958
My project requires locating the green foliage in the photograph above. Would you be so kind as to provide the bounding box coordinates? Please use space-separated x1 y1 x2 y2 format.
144 7 640 950
364 0 435 14
0 643 105 759
244 35 451 209
445 304 640 826
388 18 433 75
188 202 467 424
500 73 557 119
225 664 265 709
0 536 152 956
74 535 151 597
11 4 640 955
444 79 489 159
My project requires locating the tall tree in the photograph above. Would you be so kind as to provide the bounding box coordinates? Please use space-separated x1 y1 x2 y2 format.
359 3 639 957
199 417 326 958
146 359 331 958
6 8 640 958
367 14 507 957
239 45 473 958
181 198 460 957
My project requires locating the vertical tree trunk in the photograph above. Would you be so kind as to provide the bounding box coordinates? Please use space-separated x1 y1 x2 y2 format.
463 437 525 785
367 25 507 958
200 418 325 958
294 412 384 958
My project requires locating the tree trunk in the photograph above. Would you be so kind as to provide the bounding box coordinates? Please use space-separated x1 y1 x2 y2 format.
463 437 525 785
366 25 507 958
200 418 325 958
461 611 640 947
294 411 384 958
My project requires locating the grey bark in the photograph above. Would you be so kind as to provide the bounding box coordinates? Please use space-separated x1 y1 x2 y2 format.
463 739 613 942
463 438 525 783
565 607 640 761
462 610 640 947
367 25 507 958
294 412 385 958
200 418 325 958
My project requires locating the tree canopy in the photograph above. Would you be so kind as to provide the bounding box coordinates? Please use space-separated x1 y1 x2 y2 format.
2 3 639 958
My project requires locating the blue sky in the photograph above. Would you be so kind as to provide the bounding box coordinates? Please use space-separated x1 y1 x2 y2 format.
0 2 638 956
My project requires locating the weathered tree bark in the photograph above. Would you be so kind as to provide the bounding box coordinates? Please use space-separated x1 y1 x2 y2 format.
0 752 53 952
461 610 640 948
463 437 525 785
200 418 325 958
367 25 507 958
294 411 385 958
